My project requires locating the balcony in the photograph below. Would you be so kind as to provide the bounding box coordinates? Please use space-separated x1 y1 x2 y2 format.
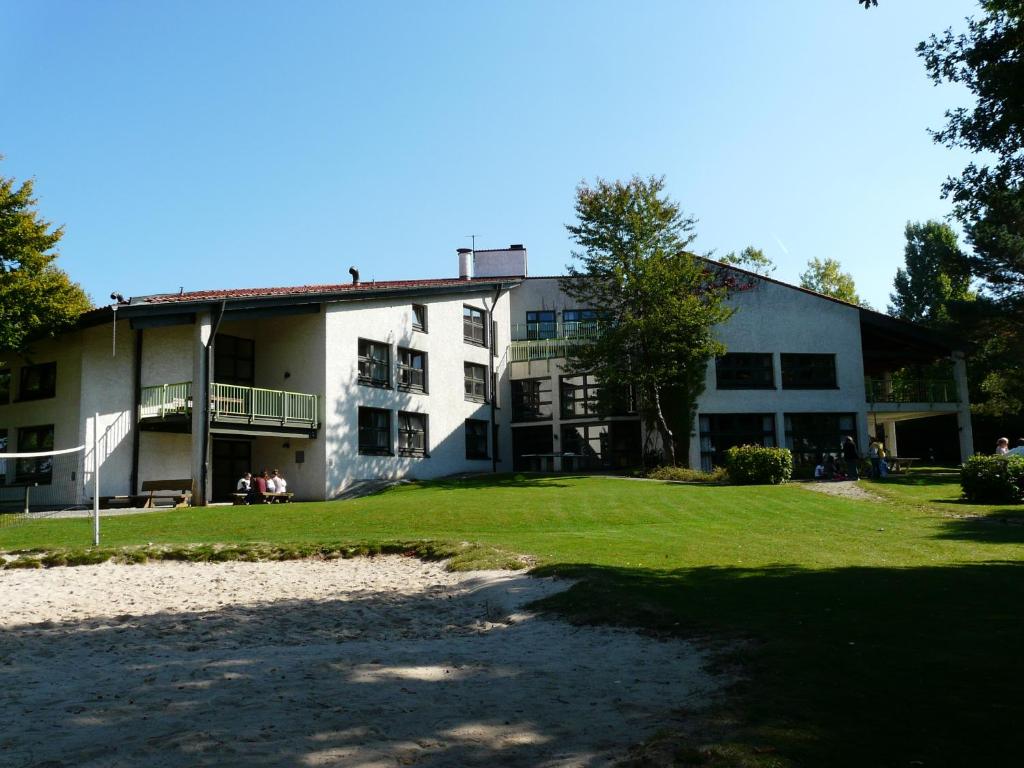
139 381 319 433
508 321 605 363
865 377 959 405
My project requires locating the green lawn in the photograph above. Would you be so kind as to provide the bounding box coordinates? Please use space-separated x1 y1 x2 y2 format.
3 471 1022 766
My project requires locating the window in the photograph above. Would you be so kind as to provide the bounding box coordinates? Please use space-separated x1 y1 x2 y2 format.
412 304 427 332
512 378 553 422
463 305 486 345
699 413 776 471
525 310 556 340
397 348 426 392
18 362 56 401
561 374 600 419
563 309 603 323
358 407 392 455
0 368 10 404
464 363 488 402
465 419 489 459
398 412 428 457
784 413 856 472
716 354 774 389
561 421 642 469
358 339 391 388
16 424 54 484
562 309 605 338
214 335 255 387
781 354 837 389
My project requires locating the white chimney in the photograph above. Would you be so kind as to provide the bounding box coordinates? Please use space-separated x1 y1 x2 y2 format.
457 248 473 280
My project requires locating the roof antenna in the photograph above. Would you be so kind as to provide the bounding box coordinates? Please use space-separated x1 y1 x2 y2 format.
466 234 477 253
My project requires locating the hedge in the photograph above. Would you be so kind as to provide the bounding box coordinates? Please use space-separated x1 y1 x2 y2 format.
725 445 793 485
960 454 1024 503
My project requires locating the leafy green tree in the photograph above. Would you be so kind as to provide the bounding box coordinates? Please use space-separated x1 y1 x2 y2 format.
0 168 92 355
888 220 974 325
719 246 775 276
799 257 867 307
562 176 734 466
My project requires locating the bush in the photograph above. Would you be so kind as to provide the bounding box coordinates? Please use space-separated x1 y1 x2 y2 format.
646 465 728 483
960 455 1024 503
725 445 793 485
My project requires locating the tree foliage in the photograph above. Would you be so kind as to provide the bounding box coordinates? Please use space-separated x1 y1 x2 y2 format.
562 176 735 466
799 257 867 307
0 168 91 355
719 246 775 276
888 220 974 325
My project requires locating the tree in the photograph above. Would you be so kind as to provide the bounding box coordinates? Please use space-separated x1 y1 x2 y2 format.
0 167 91 356
562 176 735 467
799 257 867 306
888 220 974 326
719 246 776 276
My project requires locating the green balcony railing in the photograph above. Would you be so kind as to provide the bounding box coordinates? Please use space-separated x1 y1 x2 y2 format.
508 321 606 362
139 381 318 427
865 377 959 404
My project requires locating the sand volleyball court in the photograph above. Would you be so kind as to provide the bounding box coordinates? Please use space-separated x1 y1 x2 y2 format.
1 557 722 766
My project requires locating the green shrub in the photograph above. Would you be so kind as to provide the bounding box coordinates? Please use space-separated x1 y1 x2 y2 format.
646 465 728 483
725 445 793 485
960 454 1024 503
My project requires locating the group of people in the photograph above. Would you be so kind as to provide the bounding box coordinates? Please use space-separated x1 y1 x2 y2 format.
236 468 288 503
995 437 1024 456
814 435 886 481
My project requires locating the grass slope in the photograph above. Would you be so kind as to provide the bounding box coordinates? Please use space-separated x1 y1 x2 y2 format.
2 472 1022 766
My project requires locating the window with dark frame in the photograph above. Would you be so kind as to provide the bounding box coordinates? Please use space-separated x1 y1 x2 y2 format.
560 374 600 419
412 304 427 332
358 339 391 388
463 305 486 345
398 412 428 457
698 413 777 472
465 418 489 459
715 353 775 389
525 310 556 340
0 368 9 404
784 412 856 471
16 424 54 485
213 334 255 387
562 309 605 337
358 407 392 455
397 348 426 392
464 363 488 402
512 378 553 422
18 362 56 401
781 354 837 389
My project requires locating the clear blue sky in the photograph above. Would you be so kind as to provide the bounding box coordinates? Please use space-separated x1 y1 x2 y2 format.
1 0 977 310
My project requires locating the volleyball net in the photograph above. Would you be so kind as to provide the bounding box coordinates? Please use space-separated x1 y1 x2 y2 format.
0 445 88 529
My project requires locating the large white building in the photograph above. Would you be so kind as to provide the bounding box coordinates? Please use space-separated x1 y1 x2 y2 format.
0 246 972 505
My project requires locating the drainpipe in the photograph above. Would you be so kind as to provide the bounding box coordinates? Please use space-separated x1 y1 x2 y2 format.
198 301 227 504
488 285 504 474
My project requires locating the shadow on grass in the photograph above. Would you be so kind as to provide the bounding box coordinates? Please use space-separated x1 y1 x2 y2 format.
422 473 585 491
532 560 1024 767
935 509 1024 543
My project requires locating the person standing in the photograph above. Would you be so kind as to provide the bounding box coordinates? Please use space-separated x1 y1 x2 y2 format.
996 437 1010 455
842 436 860 480
869 438 883 479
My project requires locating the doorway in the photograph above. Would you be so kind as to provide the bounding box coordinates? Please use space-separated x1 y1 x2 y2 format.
212 438 252 502
512 426 554 471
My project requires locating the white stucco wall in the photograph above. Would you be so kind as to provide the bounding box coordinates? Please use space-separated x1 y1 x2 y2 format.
140 323 194 388
137 431 192 487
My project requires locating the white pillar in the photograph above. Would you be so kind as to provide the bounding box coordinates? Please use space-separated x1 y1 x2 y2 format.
883 421 899 458
952 350 974 462
687 410 702 469
191 311 212 505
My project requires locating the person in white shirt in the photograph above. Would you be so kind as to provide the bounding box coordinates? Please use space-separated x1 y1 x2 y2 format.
265 471 278 493
237 472 252 492
272 469 287 494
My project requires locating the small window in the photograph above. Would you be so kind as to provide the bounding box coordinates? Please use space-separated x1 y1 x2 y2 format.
19 362 56 401
525 310 556 340
358 339 391 388
358 407 392 455
398 411 428 457
412 304 427 333
464 363 488 402
16 424 54 484
781 354 837 389
397 348 427 392
716 353 775 390
465 418 489 460
0 368 10 405
463 305 486 346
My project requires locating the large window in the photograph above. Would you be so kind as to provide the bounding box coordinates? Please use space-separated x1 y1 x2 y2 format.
412 304 427 333
397 348 426 393
699 413 776 471
463 306 487 345
18 362 56 401
358 339 391 388
781 354 837 389
465 418 489 459
398 412 428 457
358 407 391 455
16 424 54 484
0 368 10 404
512 378 553 422
563 309 604 337
784 412 856 471
561 421 641 469
716 354 774 389
464 363 488 402
214 335 255 387
525 310 556 340
560 374 600 419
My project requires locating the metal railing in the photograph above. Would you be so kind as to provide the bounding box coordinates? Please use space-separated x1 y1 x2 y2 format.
508 338 593 363
865 377 959 404
139 381 318 427
510 321 606 342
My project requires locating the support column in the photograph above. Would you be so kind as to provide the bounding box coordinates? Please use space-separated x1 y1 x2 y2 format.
687 410 702 470
952 350 974 463
883 421 899 459
191 311 212 505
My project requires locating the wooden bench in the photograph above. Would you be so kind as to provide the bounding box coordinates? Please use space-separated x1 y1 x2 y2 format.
137 479 193 508
232 491 294 505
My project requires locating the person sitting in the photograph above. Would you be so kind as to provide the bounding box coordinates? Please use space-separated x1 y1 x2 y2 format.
265 470 278 494
814 456 826 479
237 472 252 492
996 437 1010 455
271 469 287 496
824 454 838 480
249 470 269 503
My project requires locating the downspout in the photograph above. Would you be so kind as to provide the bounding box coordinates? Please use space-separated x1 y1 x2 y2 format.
130 329 143 495
199 301 227 504
488 285 504 474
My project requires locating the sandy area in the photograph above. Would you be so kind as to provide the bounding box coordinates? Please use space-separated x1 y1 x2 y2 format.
0 557 722 767
798 479 882 502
